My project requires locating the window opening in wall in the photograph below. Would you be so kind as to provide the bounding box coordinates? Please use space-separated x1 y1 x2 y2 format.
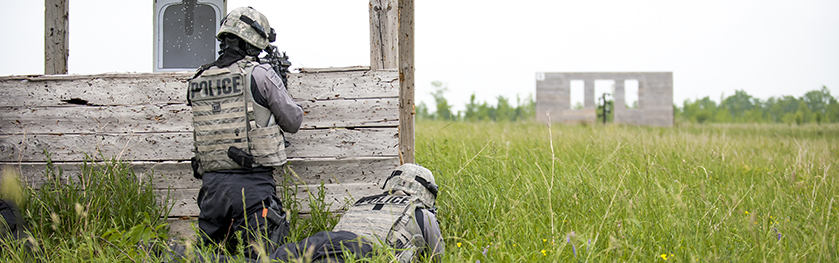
570 80 584 109
594 80 614 123
594 80 614 105
155 0 224 72
624 79 639 109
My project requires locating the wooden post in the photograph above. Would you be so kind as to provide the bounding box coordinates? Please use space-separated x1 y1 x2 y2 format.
45 0 69 75
369 0 398 69
371 0 413 163
397 0 414 164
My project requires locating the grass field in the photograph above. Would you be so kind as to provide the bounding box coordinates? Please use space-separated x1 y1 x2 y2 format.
417 121 838 262
2 121 837 262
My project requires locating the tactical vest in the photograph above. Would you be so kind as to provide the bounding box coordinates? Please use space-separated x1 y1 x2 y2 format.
332 192 427 263
188 58 287 173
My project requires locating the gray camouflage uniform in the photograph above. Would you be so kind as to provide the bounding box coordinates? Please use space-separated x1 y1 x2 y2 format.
196 58 302 256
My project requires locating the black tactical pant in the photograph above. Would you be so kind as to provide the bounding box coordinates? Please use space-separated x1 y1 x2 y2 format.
196 168 289 259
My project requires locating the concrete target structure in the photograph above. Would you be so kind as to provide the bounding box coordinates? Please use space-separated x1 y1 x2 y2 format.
535 72 673 126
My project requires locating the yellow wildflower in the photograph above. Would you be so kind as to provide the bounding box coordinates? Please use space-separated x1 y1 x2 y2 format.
542 239 547 242
457 242 462 248
661 254 668 260
541 249 547 256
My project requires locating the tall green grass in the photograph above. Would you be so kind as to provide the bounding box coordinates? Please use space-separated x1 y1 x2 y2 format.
418 121 838 262
1 153 172 262
3 122 836 262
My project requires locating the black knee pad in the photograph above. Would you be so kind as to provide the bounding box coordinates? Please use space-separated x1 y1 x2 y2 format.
264 197 290 247
239 197 289 259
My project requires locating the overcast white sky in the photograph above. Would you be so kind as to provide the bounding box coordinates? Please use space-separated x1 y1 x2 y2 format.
2 0 838 113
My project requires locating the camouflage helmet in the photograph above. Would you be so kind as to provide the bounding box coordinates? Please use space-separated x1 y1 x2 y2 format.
383 164 439 207
217 7 276 50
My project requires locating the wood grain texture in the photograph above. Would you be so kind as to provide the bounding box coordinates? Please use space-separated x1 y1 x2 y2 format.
288 70 398 100
0 104 193 134
4 157 399 190
369 0 399 70
298 98 398 129
0 128 397 162
0 98 397 134
45 0 69 74
0 73 191 107
1 66 403 219
1 70 399 107
398 0 415 163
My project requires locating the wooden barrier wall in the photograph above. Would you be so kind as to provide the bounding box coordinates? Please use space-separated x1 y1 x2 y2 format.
0 67 401 236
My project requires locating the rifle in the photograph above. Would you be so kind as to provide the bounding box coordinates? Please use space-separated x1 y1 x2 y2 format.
261 44 292 88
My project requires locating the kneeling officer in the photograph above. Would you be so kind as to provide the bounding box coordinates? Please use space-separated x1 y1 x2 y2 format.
187 6 303 259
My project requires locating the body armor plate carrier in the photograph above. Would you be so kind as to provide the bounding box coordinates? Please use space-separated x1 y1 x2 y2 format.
333 192 428 263
188 58 287 173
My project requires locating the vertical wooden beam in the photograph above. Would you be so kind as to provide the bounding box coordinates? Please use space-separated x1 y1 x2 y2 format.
370 0 413 163
369 0 398 69
45 0 69 75
398 0 414 164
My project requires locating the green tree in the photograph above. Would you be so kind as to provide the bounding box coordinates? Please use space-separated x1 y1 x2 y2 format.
719 90 754 122
681 96 718 123
596 99 614 124
516 94 536 121
464 93 479 121
695 110 712 124
714 109 733 123
826 90 839 123
495 95 514 121
795 100 812 124
766 96 799 123
803 86 832 115
477 101 494 121
429 81 454 120
416 102 431 120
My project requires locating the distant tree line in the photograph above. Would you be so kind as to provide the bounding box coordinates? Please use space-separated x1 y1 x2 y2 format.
417 82 837 125
675 86 838 125
416 81 536 121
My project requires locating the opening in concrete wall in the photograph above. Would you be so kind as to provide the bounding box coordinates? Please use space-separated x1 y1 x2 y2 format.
624 79 639 108
594 80 615 105
570 80 584 109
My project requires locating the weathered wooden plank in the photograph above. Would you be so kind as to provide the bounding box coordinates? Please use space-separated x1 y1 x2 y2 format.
288 70 398 100
167 218 199 240
298 66 370 73
370 0 399 69
45 0 69 74
1 70 398 107
0 105 192 134
0 132 192 162
5 157 399 190
398 0 415 164
161 182 381 216
285 128 398 158
284 157 397 185
0 74 190 107
0 128 397 162
299 98 398 129
0 98 398 134
0 72 189 82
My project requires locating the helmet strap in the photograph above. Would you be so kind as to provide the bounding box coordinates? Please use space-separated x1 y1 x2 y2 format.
414 176 438 197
